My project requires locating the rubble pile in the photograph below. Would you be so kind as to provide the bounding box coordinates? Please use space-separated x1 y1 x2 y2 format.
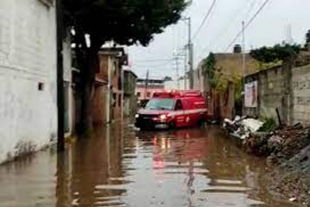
224 117 310 164
268 144 310 205
245 125 310 163
267 126 310 165
224 117 310 204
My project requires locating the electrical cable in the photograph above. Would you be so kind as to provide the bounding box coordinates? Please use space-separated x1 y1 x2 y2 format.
191 0 217 41
197 0 257 59
224 0 271 52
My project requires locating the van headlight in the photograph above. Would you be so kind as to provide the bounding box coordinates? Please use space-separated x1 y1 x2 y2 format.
159 114 167 122
135 114 139 118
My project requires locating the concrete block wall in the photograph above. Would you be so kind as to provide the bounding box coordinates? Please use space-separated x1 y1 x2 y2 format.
244 65 291 125
245 63 310 127
292 65 310 126
258 66 287 123
0 0 57 163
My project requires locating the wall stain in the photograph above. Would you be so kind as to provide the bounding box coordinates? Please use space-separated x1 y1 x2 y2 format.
13 140 37 158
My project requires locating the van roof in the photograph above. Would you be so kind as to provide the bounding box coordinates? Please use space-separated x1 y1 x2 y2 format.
152 90 203 98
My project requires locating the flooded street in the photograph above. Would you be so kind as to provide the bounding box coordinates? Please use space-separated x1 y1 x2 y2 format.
0 125 298 207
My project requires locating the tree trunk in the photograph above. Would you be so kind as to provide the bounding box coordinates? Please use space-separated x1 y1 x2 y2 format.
78 48 99 137
73 31 102 137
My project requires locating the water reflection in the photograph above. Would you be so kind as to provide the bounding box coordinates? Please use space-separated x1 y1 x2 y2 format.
0 125 299 207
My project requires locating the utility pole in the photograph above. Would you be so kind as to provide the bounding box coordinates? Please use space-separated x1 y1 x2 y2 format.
189 43 194 89
175 56 180 89
242 21 246 82
185 17 194 89
144 70 149 99
56 0 65 151
184 48 188 89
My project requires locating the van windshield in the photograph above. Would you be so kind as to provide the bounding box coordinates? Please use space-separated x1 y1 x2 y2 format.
145 98 175 111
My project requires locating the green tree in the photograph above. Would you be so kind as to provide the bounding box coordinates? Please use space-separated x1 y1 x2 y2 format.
63 0 188 134
203 53 217 88
306 30 310 44
250 44 301 63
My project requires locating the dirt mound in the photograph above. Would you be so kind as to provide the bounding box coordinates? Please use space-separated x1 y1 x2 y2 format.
267 127 310 165
268 145 310 205
243 126 310 165
229 123 310 205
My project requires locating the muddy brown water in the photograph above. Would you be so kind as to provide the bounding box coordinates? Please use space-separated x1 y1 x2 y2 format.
0 125 300 207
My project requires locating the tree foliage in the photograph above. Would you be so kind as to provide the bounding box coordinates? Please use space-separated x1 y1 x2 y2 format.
203 53 217 88
64 0 188 48
62 0 188 134
306 30 310 44
250 44 301 63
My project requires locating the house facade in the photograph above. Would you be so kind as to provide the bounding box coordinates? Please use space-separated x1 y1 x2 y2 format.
136 78 165 101
0 0 74 164
92 48 127 124
196 50 258 120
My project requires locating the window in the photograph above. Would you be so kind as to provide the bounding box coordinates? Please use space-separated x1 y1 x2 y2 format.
147 92 151 97
145 99 174 111
38 82 45 91
137 92 141 97
175 100 183 111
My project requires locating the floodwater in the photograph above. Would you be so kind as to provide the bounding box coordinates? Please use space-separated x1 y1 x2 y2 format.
0 125 300 207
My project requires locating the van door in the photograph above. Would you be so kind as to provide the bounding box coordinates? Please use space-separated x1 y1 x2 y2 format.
174 99 185 127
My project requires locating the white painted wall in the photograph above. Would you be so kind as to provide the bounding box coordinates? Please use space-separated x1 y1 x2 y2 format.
0 0 57 163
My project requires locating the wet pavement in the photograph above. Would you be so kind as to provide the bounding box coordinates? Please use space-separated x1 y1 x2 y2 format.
0 125 300 207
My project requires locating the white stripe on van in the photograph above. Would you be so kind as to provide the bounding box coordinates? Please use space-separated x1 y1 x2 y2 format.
168 109 207 117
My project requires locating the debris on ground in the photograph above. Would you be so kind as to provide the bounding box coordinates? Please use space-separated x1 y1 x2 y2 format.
267 145 310 206
223 116 264 140
223 117 310 205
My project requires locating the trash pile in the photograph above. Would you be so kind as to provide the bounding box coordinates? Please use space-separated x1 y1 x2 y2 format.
223 116 264 140
223 117 310 162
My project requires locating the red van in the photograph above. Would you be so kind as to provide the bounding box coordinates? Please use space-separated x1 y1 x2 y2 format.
135 90 208 130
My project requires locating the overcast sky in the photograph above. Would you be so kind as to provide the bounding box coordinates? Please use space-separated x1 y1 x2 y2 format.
127 0 310 79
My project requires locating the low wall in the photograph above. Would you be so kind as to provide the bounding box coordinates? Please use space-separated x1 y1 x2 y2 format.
244 63 310 127
292 65 310 126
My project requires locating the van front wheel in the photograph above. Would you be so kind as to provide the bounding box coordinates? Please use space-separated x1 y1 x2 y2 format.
169 121 176 129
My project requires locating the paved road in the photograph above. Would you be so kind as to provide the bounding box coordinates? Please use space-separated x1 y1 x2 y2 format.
0 125 298 206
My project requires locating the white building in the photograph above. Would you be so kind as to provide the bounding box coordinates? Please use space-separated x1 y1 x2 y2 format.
0 0 73 163
164 78 190 90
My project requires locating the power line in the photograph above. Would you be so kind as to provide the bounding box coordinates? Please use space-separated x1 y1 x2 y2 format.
244 0 258 20
192 0 217 41
197 0 256 59
224 0 271 52
133 58 173 63
133 58 174 67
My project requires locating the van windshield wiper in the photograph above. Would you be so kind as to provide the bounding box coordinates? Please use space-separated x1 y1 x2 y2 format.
158 107 171 110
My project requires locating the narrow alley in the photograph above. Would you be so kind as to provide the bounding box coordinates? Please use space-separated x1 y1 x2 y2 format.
0 125 297 207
